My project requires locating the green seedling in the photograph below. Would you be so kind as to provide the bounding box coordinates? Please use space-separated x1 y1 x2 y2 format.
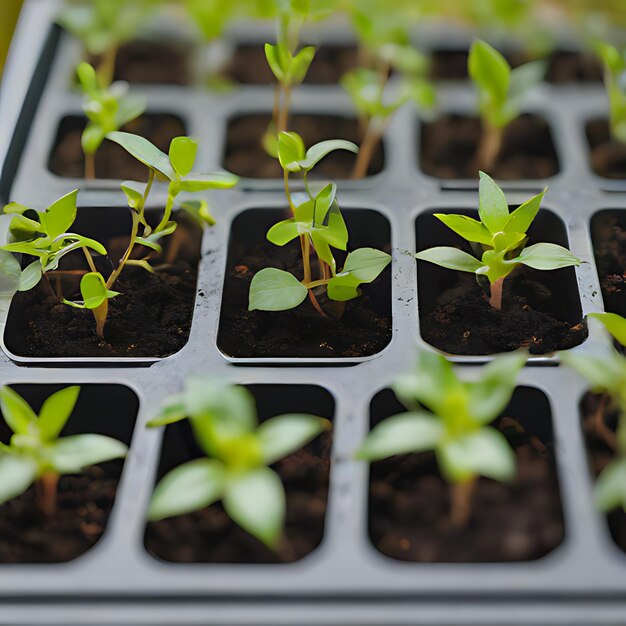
77 62 145 179
414 172 580 310
57 0 163 86
248 131 391 315
0 385 127 516
468 39 546 171
561 313 626 515
147 378 330 549
342 0 435 178
357 350 527 527
594 41 626 143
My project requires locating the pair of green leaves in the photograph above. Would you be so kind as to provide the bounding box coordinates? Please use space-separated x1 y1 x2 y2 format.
357 350 527 484
468 39 546 129
415 172 580 286
0 386 128 506
147 379 330 548
63 272 119 311
77 62 146 155
265 42 316 87
594 41 626 143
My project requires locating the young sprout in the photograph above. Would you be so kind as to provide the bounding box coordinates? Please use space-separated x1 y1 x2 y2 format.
468 39 546 171
248 131 391 315
357 350 527 527
57 0 163 86
594 42 626 143
342 1 435 178
0 385 127 516
147 378 330 549
77 62 146 179
561 313 626 514
414 172 580 310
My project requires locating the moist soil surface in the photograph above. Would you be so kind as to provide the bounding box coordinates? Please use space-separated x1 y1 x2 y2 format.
8 262 197 358
420 114 559 180
218 237 392 359
145 432 331 563
0 462 122 563
592 211 626 316
223 114 384 179
369 415 564 562
49 114 186 180
582 394 626 552
587 119 626 179
224 44 359 85
419 270 587 355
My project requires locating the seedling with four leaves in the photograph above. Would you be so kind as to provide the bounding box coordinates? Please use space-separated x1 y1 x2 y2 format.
0 385 128 516
414 172 580 310
357 350 527 527
248 131 391 315
468 39 546 171
147 378 330 549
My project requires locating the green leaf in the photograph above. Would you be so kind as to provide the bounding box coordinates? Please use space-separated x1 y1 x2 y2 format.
560 350 623 393
326 273 361 301
265 42 286 82
146 397 186 428
356 411 444 461
515 243 580 270
249 268 308 311
50 434 128 474
0 249 21 293
468 39 511 105
223 467 285 548
121 181 147 209
175 171 239 192
478 171 509 234
81 123 105 155
298 139 359 171
439 428 516 483
17 260 42 292
114 93 146 128
38 386 81 441
106 131 176 180
267 219 301 246
434 213 493 245
179 199 216 227
289 46 316 84
415 246 483 273
505 189 545 234
77 62 98 94
80 272 116 309
595 458 626 512
340 248 391 282
39 189 79 240
0 454 37 505
257 414 330 464
508 60 546 100
311 183 337 225
588 312 626 347
148 458 226 521
0 387 38 435
277 132 306 172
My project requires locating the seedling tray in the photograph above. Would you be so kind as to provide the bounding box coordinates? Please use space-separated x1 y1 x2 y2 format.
0 1 626 624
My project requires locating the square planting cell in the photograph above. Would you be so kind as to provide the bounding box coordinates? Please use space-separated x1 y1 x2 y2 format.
586 119 626 180
144 384 334 563
48 114 187 181
4 206 201 360
367 386 565 562
217 207 392 360
415 208 586 356
223 113 384 180
0 383 138 563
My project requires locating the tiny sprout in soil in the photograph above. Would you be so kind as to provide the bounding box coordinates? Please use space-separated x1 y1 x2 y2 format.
415 171 580 309
357 350 527 527
147 378 330 550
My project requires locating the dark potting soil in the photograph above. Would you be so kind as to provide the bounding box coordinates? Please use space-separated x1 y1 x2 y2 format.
0 462 122 563
591 211 626 317
223 114 384 179
49 114 186 180
418 270 587 355
224 44 359 85
420 114 559 180
368 409 564 562
7 262 197 358
587 119 626 179
217 234 392 359
582 393 626 552
145 432 331 563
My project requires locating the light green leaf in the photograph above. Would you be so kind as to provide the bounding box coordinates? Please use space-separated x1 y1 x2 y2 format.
505 189 545 234
17 260 42 292
169 137 197 178
148 458 226 521
356 411 444 461
595 458 626 512
0 387 38 435
179 199 216 227
114 93 146 128
258 414 330 465
560 351 623 393
277 131 306 172
516 243 580 270
267 219 301 246
468 39 510 105
175 171 239 192
588 312 626 347
0 249 21 293
326 273 361 301
340 247 391 282
478 171 509 234
38 386 81 441
298 140 359 171
39 189 79 240
121 181 147 209
508 60 546 101
79 272 116 309
106 131 176 180
0 454 37 505
249 268 308 311
223 467 285 548
146 398 187 428
50 434 128 474
415 246 483 273
265 42 286 82
434 213 493 245
289 46 316 84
